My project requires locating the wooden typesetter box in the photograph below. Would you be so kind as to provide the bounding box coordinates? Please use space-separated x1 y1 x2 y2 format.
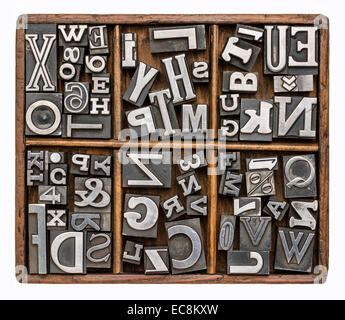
15 14 329 284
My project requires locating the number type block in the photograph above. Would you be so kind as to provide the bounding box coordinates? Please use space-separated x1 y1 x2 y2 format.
161 195 186 221
86 232 112 269
122 194 160 238
149 25 206 53
25 24 57 92
221 36 261 72
245 170 276 197
28 204 47 274
123 240 143 265
246 157 278 171
186 195 207 216
38 185 67 205
74 177 111 213
122 152 171 188
223 71 258 93
263 196 289 221
63 82 89 114
218 215 236 251
288 199 318 230
177 150 207 174
25 93 62 136
227 251 269 275
63 47 85 64
235 24 264 42
49 230 86 274
219 171 242 197
240 99 273 141
85 55 107 73
233 197 261 217
58 62 81 81
90 155 112 176
239 217 271 251
283 154 317 198
165 218 206 274
123 62 159 107
144 247 170 275
176 171 202 196
274 227 315 272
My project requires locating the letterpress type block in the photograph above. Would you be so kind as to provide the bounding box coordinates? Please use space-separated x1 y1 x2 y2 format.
219 171 242 197
122 33 137 69
63 46 85 64
50 230 86 274
26 24 57 92
25 93 62 136
58 25 88 46
123 240 143 265
161 195 186 221
233 197 261 217
223 71 258 93
63 82 89 114
144 247 170 275
49 163 67 185
86 232 112 269
90 155 112 176
245 170 276 197
88 25 109 54
239 217 271 251
122 194 160 238
219 94 240 116
246 157 278 171
176 171 202 196
38 185 67 205
70 153 90 175
177 150 207 174
288 199 318 230
191 61 209 83
274 227 315 272
227 251 269 275
165 218 206 274
235 24 264 42
218 215 236 251
74 177 111 213
47 209 67 230
274 75 314 93
283 154 317 198
263 196 289 221
186 195 207 216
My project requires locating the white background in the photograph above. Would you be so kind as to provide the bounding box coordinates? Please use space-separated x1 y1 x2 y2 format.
0 0 341 300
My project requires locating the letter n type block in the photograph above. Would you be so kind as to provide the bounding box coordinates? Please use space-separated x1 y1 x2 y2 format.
274 227 315 272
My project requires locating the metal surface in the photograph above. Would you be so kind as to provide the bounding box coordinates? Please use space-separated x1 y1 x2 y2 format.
90 155 112 176
161 195 186 221
126 106 157 138
177 150 207 174
47 209 67 230
233 197 261 216
86 232 112 269
223 71 258 93
191 61 209 83
88 25 109 55
49 163 67 185
38 185 67 205
63 82 89 114
144 247 170 275
273 75 314 93
239 217 271 251
227 251 269 275
219 171 243 197
186 195 207 216
58 25 88 46
123 240 143 265
263 196 289 221
176 171 202 196
289 200 318 230
122 33 137 69
70 153 90 175
181 104 208 140
218 215 236 251
235 24 264 42
245 170 276 197
219 93 240 116
246 157 278 171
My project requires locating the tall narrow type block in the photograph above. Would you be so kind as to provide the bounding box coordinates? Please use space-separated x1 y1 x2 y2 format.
25 24 57 92
121 151 172 188
218 215 236 251
50 230 86 274
86 232 112 269
122 194 160 238
27 150 47 186
165 218 206 274
122 33 137 69
149 25 206 53
123 62 159 107
28 204 47 274
25 93 62 136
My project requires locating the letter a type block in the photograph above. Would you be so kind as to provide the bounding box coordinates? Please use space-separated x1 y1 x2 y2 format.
165 218 206 274
274 227 315 272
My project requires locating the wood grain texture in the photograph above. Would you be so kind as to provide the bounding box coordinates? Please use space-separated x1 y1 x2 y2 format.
318 23 329 269
15 28 26 268
25 14 320 25
114 25 122 139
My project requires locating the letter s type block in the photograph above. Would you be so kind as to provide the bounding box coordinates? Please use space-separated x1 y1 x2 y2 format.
86 232 112 269
25 24 57 92
165 218 206 274
122 194 160 238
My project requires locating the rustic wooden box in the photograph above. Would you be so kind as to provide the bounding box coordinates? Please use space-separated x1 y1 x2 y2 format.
15 14 329 284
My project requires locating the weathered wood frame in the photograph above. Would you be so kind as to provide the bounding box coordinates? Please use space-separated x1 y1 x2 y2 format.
15 14 329 284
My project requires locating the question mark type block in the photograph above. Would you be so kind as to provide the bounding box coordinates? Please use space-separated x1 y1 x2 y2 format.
227 251 270 275
86 232 112 269
122 194 160 238
283 154 317 198
274 227 315 273
165 218 206 274
245 170 276 197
